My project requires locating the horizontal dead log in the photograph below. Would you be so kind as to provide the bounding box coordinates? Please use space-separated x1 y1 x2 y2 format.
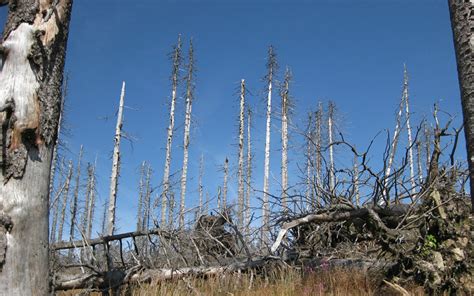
52 228 172 250
55 256 281 291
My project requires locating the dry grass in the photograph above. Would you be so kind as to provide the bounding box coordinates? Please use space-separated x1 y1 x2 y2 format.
58 267 425 295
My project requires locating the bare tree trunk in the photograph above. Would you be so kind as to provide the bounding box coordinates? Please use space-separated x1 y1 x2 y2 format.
262 46 277 244
237 79 245 228
161 36 182 227
85 162 96 239
81 163 92 237
416 140 424 186
448 0 474 211
205 190 210 215
403 65 416 195
137 161 146 231
0 1 73 293
328 101 336 196
245 108 252 236
50 159 66 243
424 122 431 172
305 112 314 210
143 164 152 230
315 102 323 206
58 160 73 242
179 40 195 229
281 69 291 212
384 90 404 204
70 145 83 242
107 81 125 236
223 158 229 210
353 153 360 207
198 154 204 217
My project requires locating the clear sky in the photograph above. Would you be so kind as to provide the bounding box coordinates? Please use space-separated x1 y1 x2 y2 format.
0 0 464 236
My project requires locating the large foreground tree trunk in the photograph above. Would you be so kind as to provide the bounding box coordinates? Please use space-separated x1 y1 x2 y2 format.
0 1 73 294
448 0 474 212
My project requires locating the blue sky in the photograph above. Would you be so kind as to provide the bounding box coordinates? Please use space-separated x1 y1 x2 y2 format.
0 0 464 236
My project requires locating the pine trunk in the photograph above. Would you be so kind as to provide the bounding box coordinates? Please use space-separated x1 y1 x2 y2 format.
0 1 73 293
237 79 245 227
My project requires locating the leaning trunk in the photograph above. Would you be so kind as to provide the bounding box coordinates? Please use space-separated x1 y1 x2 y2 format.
0 1 73 293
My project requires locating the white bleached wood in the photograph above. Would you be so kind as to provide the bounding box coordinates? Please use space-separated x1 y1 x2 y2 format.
237 80 245 227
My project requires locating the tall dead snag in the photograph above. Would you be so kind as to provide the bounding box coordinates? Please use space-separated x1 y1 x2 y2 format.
305 112 315 209
58 160 73 242
0 1 73 293
85 162 96 239
161 36 182 227
262 46 277 243
327 101 336 196
223 158 229 210
403 65 416 195
245 108 252 235
280 68 291 212
179 40 195 229
107 81 125 236
136 161 146 231
353 152 360 206
315 102 323 206
50 159 65 243
448 0 474 211
70 145 83 242
237 79 246 228
142 164 152 230
198 154 204 217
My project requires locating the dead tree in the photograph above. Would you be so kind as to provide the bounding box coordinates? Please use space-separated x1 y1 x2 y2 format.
70 145 83 242
281 68 291 212
328 101 336 196
198 154 204 217
237 79 246 228
245 108 253 236
50 159 66 243
161 36 182 226
137 161 146 231
262 46 277 243
223 158 229 210
143 163 152 230
448 0 474 211
0 1 73 293
85 162 96 239
107 81 126 236
58 160 74 242
305 112 315 209
403 65 416 194
179 40 195 229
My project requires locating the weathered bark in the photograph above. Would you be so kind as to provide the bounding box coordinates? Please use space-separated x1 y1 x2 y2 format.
281 69 290 212
107 82 125 236
85 162 96 239
69 145 83 242
448 0 474 211
142 163 152 230
50 159 66 242
198 154 204 217
305 112 314 209
222 157 229 210
57 160 73 242
237 79 245 228
0 1 73 293
328 101 336 195
315 102 323 205
353 153 360 206
179 40 195 229
136 161 146 231
161 36 182 227
262 46 277 244
403 65 416 194
245 108 252 236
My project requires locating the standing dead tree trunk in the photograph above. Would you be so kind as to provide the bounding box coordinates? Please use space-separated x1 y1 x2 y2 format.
237 79 246 228
50 159 66 243
85 162 96 239
198 154 204 218
223 158 229 211
0 1 73 293
137 161 146 231
107 81 126 236
58 160 73 242
448 0 474 211
70 145 83 242
262 46 277 244
315 102 323 206
403 65 416 195
179 40 195 229
245 108 253 236
143 164 152 230
161 36 182 227
328 101 336 197
281 68 291 212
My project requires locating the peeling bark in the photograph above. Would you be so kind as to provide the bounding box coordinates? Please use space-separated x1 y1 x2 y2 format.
0 1 73 293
